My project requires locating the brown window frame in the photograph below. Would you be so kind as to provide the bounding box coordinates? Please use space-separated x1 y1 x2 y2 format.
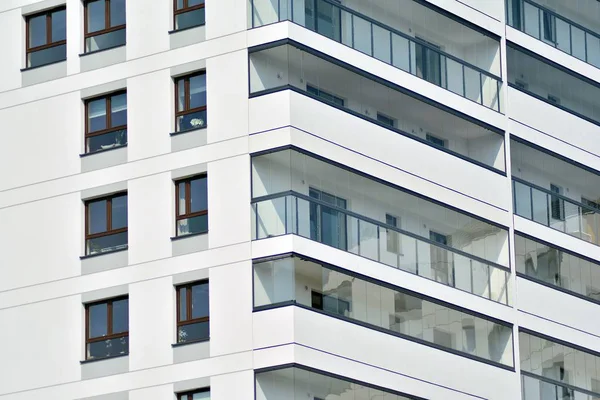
175 175 208 236
84 90 127 153
84 192 128 253
25 7 67 65
173 0 205 30
85 295 129 360
174 72 207 131
83 0 126 46
177 389 209 400
176 280 209 343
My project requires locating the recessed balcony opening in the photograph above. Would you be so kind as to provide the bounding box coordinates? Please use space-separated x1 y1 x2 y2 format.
507 43 600 126
250 0 502 110
253 255 515 367
250 43 506 172
251 148 511 304
507 0 600 69
511 138 600 245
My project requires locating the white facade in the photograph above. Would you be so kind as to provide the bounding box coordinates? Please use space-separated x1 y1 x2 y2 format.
1 0 600 399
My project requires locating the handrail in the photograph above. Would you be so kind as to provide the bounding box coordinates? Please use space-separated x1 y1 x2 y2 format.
314 0 501 80
513 176 600 214
252 190 509 271
522 0 600 44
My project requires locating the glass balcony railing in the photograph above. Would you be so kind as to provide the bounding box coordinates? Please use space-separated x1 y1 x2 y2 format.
513 178 600 245
508 0 600 69
251 192 511 304
250 0 503 112
521 373 600 400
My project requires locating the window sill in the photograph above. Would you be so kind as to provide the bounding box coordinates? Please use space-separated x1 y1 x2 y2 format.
169 126 207 137
170 231 208 241
168 23 205 34
171 338 210 348
80 246 128 260
79 43 126 57
80 144 127 158
80 352 129 364
20 58 66 72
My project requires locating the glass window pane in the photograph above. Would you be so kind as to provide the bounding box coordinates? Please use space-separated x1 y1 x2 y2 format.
85 28 125 52
177 79 185 112
88 200 107 234
191 282 209 319
190 177 207 212
86 129 127 153
87 336 128 359
88 99 107 132
177 214 207 236
110 0 126 27
51 9 66 42
111 195 128 230
192 392 209 400
27 44 66 68
179 287 187 321
87 0 106 32
28 14 47 48
189 0 204 6
176 0 184 10
176 109 207 132
178 183 186 215
87 231 128 254
178 321 209 343
175 8 205 30
110 93 127 127
189 74 207 109
112 299 128 333
88 303 107 338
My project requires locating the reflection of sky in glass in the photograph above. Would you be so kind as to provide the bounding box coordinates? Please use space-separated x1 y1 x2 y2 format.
190 178 207 212
88 200 107 234
111 94 127 126
110 0 126 27
192 391 210 400
87 0 105 32
88 99 107 132
191 283 209 318
179 287 187 320
111 196 128 229
89 303 107 337
189 75 207 108
29 15 46 47
112 299 129 333
52 9 66 41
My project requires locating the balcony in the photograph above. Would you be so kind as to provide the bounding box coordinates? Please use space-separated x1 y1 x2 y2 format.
249 42 506 172
251 149 511 304
254 255 514 367
519 330 600 399
250 0 503 111
511 138 600 246
507 0 600 69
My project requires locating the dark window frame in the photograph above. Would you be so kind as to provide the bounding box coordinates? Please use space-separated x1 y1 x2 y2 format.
177 388 210 400
175 72 207 132
175 175 208 236
25 7 67 66
176 280 210 343
84 90 127 153
83 0 126 49
85 295 129 360
173 0 205 30
84 192 128 253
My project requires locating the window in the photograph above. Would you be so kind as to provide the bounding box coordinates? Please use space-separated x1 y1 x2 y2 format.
176 281 209 343
430 230 450 285
377 112 396 128
385 213 400 254
85 193 128 255
515 79 529 90
311 290 350 317
175 175 208 236
25 7 66 68
416 39 442 86
306 84 345 107
309 188 347 250
177 389 210 400
582 197 600 215
542 11 555 43
426 133 446 148
85 91 127 153
84 0 126 53
174 0 205 31
85 296 128 360
175 72 207 132
547 94 561 105
550 184 565 220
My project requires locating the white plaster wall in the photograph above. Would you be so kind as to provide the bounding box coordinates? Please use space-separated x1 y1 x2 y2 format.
0 9 22 92
211 370 254 400
206 0 247 39
126 0 170 60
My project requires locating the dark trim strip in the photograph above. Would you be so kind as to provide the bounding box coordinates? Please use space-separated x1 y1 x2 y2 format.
249 145 510 231
254 363 428 400
253 252 512 326
170 231 208 241
252 190 509 271
254 303 515 371
515 230 600 266
519 327 600 359
79 352 129 364
521 371 600 398
171 337 210 347
20 58 66 72
169 126 207 136
250 86 506 175
79 246 128 260
248 39 505 132
79 143 127 158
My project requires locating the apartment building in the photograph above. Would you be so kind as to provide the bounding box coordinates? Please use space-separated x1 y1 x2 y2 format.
0 0 599 399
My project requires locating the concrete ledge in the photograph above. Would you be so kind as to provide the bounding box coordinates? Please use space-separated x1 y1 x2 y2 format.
171 233 208 257
172 340 210 364
82 284 129 303
81 354 129 380
80 45 126 72
77 391 129 400
81 248 129 275
169 25 206 50
171 128 207 152
81 145 128 173
21 60 67 87
173 376 210 393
